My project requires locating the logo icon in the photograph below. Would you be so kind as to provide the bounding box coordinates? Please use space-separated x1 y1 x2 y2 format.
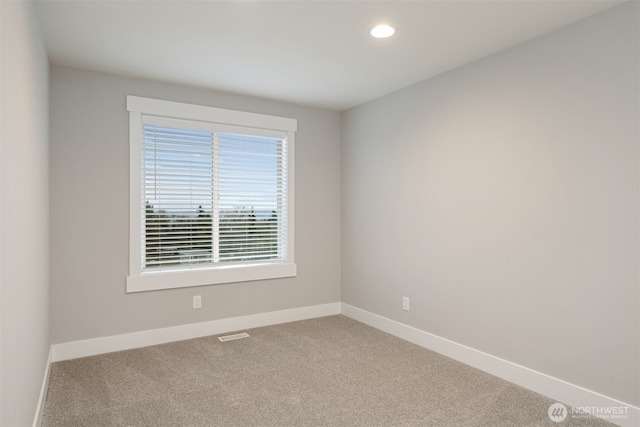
548 403 568 422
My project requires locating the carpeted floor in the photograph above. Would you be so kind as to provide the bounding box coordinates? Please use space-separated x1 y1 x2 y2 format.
42 315 613 426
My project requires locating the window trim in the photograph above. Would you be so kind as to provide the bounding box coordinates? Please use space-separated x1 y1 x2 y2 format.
126 96 297 293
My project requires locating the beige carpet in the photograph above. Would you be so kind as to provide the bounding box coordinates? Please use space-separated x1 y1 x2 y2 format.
42 315 613 426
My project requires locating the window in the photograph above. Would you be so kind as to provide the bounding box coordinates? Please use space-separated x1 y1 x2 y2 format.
127 96 296 292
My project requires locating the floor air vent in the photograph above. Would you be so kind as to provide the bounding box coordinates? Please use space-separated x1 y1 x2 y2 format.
218 332 250 342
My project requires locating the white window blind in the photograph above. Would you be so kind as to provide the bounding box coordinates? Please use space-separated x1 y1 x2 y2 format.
127 96 296 293
141 116 288 272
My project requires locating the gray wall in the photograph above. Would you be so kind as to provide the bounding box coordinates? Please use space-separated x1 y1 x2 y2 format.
342 2 639 406
50 67 341 344
1 1 51 425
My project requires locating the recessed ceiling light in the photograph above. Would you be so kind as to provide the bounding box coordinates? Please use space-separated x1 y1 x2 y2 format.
370 24 395 39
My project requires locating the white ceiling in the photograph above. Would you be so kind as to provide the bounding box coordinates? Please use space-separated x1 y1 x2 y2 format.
37 0 625 111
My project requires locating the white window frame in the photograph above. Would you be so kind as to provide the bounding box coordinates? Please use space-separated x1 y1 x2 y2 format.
126 96 296 293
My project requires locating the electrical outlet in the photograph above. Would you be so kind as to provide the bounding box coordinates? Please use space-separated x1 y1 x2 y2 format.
402 297 410 312
193 295 202 309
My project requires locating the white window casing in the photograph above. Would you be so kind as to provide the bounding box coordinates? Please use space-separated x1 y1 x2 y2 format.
127 96 296 293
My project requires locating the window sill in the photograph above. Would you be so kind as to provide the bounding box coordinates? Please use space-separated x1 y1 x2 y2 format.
126 263 297 293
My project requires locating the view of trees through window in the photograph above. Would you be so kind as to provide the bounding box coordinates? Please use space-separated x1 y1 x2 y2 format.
144 202 280 268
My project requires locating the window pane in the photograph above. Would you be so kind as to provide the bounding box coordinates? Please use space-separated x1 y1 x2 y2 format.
218 132 284 262
141 125 286 271
143 125 214 269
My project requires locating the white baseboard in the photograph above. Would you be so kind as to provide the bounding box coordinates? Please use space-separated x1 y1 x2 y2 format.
341 303 639 427
32 346 53 427
52 302 340 362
